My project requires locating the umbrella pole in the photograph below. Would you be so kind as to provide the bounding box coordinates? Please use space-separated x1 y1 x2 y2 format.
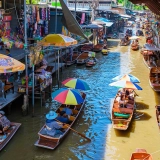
32 64 35 116
58 50 60 89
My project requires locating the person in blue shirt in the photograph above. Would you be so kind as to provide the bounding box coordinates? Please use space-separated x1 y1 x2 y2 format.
43 111 64 137
56 111 69 124
6 49 12 57
62 105 73 116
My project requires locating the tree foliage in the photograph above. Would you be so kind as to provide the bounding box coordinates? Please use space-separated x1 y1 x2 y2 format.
26 0 40 4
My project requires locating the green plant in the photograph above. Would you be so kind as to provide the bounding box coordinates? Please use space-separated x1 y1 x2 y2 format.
26 0 40 4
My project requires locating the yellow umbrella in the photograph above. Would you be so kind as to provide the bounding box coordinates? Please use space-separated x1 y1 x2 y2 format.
0 54 25 73
39 34 77 47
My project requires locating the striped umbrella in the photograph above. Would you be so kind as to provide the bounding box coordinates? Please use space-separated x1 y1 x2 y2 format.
62 78 90 90
109 80 142 90
112 74 140 83
52 88 84 105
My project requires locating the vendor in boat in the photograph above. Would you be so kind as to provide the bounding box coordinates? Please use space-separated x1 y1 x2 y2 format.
44 111 64 137
56 111 70 124
62 105 73 116
0 111 10 134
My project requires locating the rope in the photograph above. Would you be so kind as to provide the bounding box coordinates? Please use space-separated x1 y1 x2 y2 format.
142 149 160 160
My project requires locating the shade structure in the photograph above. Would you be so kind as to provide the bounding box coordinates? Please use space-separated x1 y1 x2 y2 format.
92 20 106 25
109 80 142 90
144 44 160 51
112 74 140 83
40 34 77 47
0 54 25 73
129 36 141 40
52 88 84 105
62 78 90 90
81 24 103 29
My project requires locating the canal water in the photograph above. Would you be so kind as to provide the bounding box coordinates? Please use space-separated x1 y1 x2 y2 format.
1 30 160 160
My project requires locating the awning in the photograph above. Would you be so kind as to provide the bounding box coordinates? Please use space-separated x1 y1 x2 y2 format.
144 44 160 51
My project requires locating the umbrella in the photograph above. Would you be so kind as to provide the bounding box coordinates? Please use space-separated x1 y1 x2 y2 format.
129 36 141 40
62 78 90 90
52 88 84 105
39 34 77 47
0 54 25 73
109 80 142 90
81 24 103 29
112 74 140 83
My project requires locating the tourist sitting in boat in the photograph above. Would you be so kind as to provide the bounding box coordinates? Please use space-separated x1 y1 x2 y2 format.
62 105 73 116
56 111 70 124
0 111 11 134
42 111 64 137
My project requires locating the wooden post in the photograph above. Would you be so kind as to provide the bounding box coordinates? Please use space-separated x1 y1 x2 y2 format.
42 91 46 106
22 94 29 116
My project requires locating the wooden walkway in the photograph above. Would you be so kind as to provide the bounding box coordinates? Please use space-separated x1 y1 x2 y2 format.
0 83 22 110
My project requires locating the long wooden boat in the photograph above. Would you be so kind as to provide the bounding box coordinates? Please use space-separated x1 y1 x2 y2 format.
0 122 21 151
64 52 80 66
102 49 108 55
111 90 135 130
149 67 160 92
141 50 154 69
130 149 153 160
34 93 86 150
120 40 130 46
81 44 93 51
131 45 139 51
76 51 89 65
92 44 103 52
155 105 160 131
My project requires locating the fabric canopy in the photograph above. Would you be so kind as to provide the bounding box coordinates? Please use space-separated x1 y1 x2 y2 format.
0 54 25 73
59 0 88 40
144 44 160 51
40 34 77 47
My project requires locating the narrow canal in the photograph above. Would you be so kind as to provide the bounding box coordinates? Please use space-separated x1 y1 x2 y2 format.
0 33 160 160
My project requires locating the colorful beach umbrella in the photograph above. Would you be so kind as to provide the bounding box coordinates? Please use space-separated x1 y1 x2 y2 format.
112 74 140 83
52 88 84 105
0 54 25 73
62 78 90 90
109 80 142 90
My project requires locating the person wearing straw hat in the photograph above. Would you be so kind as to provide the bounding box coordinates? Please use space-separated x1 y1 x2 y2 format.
42 111 64 137
0 111 10 134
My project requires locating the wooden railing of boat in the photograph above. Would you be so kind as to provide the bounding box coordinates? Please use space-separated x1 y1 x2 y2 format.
149 67 160 92
34 93 86 150
130 149 153 160
155 105 160 131
0 122 21 151
111 91 135 130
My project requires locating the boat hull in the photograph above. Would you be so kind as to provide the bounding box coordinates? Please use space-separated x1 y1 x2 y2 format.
35 93 86 150
0 122 21 151
155 105 160 131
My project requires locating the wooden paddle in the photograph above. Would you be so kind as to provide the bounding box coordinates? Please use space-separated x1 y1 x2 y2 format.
55 119 91 142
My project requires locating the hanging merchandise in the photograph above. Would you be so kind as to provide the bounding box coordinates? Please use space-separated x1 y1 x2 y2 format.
24 5 50 39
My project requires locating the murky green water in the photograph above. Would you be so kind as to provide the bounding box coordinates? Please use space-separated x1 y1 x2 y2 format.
0 27 160 160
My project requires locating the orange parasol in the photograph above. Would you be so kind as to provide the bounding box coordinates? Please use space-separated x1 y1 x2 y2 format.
0 54 25 73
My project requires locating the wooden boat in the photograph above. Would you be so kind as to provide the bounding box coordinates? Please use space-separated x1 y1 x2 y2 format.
120 39 130 46
131 43 139 51
34 93 86 150
92 44 103 52
86 58 97 67
155 105 160 130
0 122 21 151
81 44 93 51
149 67 160 92
130 149 153 160
111 90 135 130
63 52 80 66
76 51 89 65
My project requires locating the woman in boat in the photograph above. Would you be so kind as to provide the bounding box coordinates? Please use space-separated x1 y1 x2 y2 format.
43 111 64 137
0 111 11 134
56 111 70 124
62 105 73 116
